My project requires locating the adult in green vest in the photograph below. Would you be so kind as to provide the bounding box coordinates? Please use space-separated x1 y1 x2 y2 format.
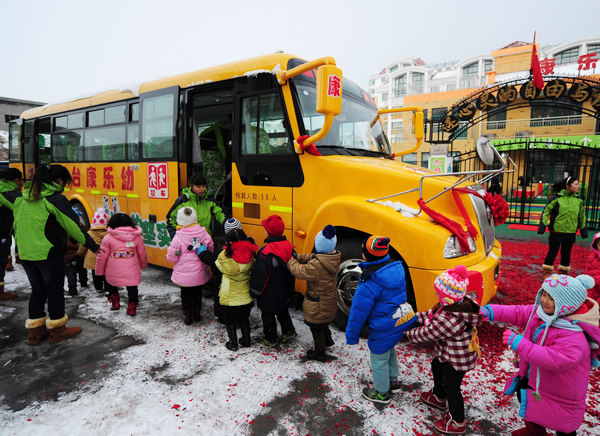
540 176 588 278
14 165 99 345
166 173 225 239
0 168 23 300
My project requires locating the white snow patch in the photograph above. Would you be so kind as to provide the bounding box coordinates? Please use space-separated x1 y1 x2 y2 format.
374 200 420 217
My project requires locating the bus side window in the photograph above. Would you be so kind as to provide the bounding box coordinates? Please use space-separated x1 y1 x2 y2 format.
241 94 293 157
142 93 175 159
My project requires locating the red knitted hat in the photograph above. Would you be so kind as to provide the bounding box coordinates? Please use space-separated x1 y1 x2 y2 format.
262 215 285 237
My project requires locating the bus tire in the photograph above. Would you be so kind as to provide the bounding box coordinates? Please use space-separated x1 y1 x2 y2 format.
334 237 369 337
333 236 416 337
71 201 90 229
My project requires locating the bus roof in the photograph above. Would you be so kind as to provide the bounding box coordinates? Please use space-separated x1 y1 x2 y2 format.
20 53 304 120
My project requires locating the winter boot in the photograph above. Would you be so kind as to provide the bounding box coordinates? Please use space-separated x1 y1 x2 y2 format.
324 327 335 347
183 310 193 325
225 323 238 351
192 306 201 323
434 411 466 435
126 302 138 316
108 294 120 310
511 420 547 436
6 256 14 271
558 265 571 276
542 264 554 279
305 347 328 362
239 319 252 348
25 317 49 345
0 282 18 301
47 315 82 344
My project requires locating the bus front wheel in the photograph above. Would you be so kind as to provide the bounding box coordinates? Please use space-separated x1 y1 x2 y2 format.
334 237 367 336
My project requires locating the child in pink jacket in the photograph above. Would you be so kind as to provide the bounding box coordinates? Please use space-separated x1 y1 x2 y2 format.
480 273 600 436
166 207 214 325
95 213 148 316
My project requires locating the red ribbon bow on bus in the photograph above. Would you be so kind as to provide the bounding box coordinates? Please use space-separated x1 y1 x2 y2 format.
296 135 322 156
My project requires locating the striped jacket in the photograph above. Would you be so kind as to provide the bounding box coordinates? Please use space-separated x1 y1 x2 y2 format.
405 298 482 372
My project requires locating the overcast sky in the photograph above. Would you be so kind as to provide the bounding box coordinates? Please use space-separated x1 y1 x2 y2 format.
1 0 598 104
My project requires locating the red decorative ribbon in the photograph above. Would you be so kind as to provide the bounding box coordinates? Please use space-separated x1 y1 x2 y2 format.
296 135 322 156
418 197 472 253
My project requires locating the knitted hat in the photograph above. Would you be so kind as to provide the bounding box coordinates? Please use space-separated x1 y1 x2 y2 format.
91 207 109 228
537 273 594 320
434 265 469 306
314 225 337 254
224 218 242 234
177 207 197 227
261 215 284 237
361 236 390 262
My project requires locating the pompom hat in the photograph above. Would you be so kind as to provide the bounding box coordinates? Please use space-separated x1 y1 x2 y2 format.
537 273 594 320
314 225 337 254
362 236 390 262
224 218 242 234
91 207 109 228
262 215 285 237
177 207 197 227
434 265 469 306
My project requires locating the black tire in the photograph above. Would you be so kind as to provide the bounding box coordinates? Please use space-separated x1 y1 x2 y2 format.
334 237 369 336
333 236 416 337
71 202 90 229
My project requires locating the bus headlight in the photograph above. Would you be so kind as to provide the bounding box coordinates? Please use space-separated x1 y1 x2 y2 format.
443 235 476 258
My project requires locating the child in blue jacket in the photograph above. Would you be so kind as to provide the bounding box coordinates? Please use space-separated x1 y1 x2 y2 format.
345 235 417 404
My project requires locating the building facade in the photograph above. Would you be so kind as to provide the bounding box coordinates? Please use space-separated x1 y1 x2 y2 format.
369 37 600 228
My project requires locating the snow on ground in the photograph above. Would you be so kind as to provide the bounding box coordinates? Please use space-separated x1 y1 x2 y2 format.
0 260 599 435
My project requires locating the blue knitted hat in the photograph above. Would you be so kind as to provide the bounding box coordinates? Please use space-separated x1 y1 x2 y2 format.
224 218 242 234
314 225 337 254
536 274 594 320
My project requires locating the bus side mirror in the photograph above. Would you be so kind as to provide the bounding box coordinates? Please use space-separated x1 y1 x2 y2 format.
413 111 424 141
316 65 342 116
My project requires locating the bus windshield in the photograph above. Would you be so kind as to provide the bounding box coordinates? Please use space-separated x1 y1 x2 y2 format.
292 77 391 156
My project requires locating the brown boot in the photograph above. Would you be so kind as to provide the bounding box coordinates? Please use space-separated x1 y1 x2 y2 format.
542 264 554 279
46 315 82 344
25 317 49 345
0 282 18 301
6 256 14 271
558 265 571 276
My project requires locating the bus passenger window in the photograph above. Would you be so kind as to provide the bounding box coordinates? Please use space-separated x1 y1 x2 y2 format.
84 126 126 162
142 94 175 159
53 131 83 162
241 93 293 156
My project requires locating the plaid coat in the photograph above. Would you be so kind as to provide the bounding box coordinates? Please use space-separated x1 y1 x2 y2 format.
405 298 482 372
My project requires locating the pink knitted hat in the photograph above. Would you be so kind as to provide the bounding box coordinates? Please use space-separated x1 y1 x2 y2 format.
91 207 109 227
434 265 469 306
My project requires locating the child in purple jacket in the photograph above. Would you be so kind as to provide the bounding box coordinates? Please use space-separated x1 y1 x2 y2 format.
166 207 214 325
481 273 600 436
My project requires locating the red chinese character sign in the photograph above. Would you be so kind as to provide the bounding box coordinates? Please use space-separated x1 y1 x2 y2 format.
327 75 341 98
147 163 168 199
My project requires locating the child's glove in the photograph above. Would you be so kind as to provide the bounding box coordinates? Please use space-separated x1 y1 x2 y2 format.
503 330 523 352
195 244 207 256
479 305 493 321
174 249 182 256
580 227 589 239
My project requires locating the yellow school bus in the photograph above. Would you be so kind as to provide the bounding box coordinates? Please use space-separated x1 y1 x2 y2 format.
8 53 503 328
